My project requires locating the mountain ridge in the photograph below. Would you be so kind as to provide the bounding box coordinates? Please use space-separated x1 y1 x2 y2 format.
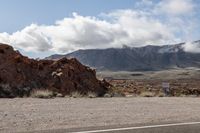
45 41 200 71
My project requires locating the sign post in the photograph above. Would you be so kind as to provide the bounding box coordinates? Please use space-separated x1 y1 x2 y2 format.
162 82 170 96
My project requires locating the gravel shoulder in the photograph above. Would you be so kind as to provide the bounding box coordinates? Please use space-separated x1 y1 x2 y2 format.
0 97 200 133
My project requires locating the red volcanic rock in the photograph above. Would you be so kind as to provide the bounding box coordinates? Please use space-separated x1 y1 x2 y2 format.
0 44 108 98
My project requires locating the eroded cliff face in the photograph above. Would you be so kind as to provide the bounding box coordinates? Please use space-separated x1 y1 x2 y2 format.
0 44 108 98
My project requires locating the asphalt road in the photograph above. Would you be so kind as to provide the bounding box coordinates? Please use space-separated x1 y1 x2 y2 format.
29 122 200 133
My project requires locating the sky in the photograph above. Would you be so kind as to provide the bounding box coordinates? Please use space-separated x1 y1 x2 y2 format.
0 0 200 58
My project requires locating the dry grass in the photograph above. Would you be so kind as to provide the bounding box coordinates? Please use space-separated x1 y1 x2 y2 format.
70 91 98 98
140 91 155 97
56 93 64 97
157 92 165 97
87 91 97 98
71 91 84 98
30 89 54 99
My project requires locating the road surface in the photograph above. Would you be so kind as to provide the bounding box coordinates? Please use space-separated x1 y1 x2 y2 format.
1 97 200 133
29 122 200 133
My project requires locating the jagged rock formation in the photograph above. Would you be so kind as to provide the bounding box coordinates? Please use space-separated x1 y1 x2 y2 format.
46 41 200 71
0 44 108 98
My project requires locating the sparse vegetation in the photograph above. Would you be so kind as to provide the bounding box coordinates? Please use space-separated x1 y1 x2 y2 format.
157 92 165 97
71 91 84 98
87 91 97 98
178 72 190 76
0 84 15 98
104 93 112 98
140 91 155 97
54 92 64 97
107 86 124 97
0 84 10 90
30 89 54 99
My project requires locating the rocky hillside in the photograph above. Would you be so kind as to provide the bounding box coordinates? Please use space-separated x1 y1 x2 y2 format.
46 41 200 71
0 44 108 98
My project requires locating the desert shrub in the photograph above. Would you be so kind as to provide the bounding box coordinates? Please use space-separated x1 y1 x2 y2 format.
30 89 54 99
71 91 84 98
140 91 155 97
112 91 126 97
64 95 71 98
157 91 165 97
56 93 64 97
0 84 9 89
178 72 189 75
104 93 112 98
87 91 97 98
179 94 187 97
0 84 13 98
103 85 125 98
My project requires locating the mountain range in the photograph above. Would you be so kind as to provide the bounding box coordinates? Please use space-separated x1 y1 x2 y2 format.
45 41 200 71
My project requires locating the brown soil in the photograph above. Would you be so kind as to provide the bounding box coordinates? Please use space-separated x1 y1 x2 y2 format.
110 79 200 96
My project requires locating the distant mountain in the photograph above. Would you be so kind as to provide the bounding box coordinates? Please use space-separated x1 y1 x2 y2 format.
45 41 200 71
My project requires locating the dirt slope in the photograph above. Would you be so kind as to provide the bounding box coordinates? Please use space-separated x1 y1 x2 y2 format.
0 44 108 98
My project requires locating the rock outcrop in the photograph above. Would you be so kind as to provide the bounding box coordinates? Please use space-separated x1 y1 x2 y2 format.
0 44 108 98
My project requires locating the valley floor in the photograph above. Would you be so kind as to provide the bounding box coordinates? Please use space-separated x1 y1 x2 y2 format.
98 68 200 96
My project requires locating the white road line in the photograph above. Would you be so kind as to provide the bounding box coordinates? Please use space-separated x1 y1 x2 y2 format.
73 121 200 133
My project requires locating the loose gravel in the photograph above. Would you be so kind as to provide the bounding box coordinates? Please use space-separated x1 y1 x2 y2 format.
0 97 200 132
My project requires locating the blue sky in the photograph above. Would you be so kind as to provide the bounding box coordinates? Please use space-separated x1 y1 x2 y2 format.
0 0 137 33
0 0 199 58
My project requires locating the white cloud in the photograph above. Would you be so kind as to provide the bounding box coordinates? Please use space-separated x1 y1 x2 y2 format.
155 0 195 16
153 0 199 53
0 24 52 52
107 10 176 45
0 0 198 55
182 41 200 53
41 12 128 52
0 10 178 54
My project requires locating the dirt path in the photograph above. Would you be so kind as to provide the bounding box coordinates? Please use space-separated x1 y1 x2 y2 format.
0 98 200 133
